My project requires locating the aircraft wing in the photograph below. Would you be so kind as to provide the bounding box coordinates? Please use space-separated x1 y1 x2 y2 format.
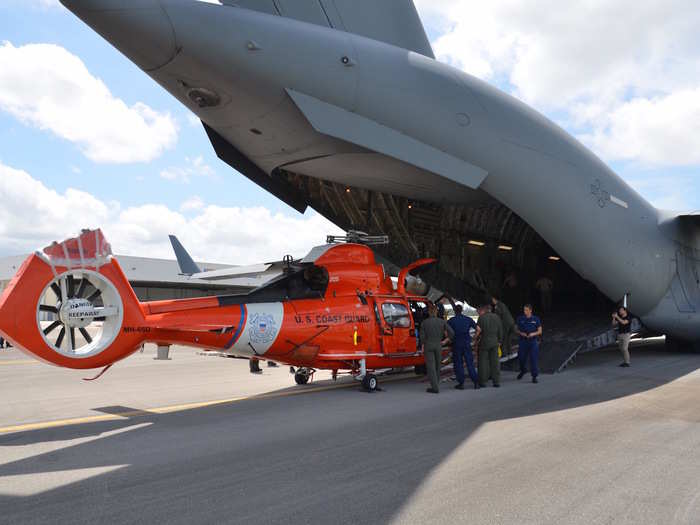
226 0 434 58
190 264 273 281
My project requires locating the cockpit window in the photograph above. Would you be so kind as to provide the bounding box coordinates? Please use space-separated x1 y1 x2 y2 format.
303 265 329 292
217 264 328 307
381 303 411 328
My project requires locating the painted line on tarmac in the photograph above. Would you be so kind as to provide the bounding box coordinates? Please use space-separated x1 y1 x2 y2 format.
0 373 416 435
0 359 36 366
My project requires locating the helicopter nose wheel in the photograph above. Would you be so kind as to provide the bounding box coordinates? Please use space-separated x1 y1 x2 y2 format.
294 367 313 385
37 270 123 358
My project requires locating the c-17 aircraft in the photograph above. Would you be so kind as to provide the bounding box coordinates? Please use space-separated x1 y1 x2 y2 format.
56 0 698 348
0 229 447 390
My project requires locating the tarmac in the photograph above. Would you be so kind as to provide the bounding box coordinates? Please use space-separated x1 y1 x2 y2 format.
0 338 699 524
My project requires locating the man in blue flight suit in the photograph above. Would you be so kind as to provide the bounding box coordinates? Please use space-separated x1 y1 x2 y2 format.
516 304 543 383
448 304 479 390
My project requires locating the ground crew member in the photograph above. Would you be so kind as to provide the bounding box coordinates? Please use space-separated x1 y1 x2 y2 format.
476 303 503 388
491 295 515 356
535 276 554 313
612 306 632 367
516 304 542 383
249 357 262 374
447 304 478 390
420 304 454 394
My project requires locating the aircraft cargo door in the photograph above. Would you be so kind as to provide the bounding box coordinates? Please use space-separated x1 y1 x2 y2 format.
672 250 699 313
377 300 415 357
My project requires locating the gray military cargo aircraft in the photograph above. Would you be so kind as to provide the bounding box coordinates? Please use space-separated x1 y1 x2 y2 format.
60 0 699 348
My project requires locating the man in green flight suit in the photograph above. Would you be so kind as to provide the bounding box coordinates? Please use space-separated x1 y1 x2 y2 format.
476 302 504 388
492 294 515 356
420 304 455 394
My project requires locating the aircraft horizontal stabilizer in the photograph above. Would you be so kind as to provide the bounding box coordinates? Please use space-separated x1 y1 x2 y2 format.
286 89 488 190
190 264 272 281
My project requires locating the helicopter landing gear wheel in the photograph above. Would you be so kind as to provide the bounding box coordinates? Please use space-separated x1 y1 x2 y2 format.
294 368 311 385
362 373 378 392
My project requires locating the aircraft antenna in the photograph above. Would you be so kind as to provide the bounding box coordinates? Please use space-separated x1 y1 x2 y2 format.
282 254 294 273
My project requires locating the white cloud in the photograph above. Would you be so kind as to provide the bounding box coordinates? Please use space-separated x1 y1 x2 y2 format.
0 42 177 163
160 156 216 184
580 89 700 166
415 0 700 167
0 162 113 254
180 196 205 212
0 161 343 264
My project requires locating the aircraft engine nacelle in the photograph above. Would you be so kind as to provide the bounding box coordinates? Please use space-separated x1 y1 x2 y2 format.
0 230 147 369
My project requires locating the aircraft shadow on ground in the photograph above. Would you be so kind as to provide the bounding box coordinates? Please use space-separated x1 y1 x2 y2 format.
0 344 698 524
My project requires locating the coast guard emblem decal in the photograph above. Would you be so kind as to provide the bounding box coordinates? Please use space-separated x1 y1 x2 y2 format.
250 312 277 344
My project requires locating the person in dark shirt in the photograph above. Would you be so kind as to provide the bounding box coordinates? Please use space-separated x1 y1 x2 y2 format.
516 304 543 383
447 304 479 389
612 306 632 367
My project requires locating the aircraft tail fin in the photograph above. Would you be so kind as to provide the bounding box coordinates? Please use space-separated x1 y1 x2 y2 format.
168 235 201 275
0 229 148 370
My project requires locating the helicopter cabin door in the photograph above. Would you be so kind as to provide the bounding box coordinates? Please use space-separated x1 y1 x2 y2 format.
375 300 415 357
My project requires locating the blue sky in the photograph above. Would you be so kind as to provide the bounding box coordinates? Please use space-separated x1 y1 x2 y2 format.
0 1 699 261
0 2 287 214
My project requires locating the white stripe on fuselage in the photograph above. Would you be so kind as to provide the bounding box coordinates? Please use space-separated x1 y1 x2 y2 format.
229 302 283 357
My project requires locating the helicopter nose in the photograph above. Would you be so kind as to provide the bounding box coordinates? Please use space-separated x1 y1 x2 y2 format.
60 0 178 71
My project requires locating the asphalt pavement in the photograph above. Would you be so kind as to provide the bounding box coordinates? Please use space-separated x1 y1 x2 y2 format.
1 340 699 524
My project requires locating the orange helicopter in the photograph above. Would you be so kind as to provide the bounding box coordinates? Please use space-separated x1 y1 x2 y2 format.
0 229 453 391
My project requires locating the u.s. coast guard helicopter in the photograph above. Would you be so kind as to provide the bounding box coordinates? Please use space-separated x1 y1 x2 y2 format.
0 229 450 391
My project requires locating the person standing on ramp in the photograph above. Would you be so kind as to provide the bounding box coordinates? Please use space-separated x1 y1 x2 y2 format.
516 304 543 383
420 304 454 394
612 306 632 367
448 304 479 390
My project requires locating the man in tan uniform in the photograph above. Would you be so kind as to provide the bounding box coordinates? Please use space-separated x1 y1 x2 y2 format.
476 303 504 388
420 304 454 394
